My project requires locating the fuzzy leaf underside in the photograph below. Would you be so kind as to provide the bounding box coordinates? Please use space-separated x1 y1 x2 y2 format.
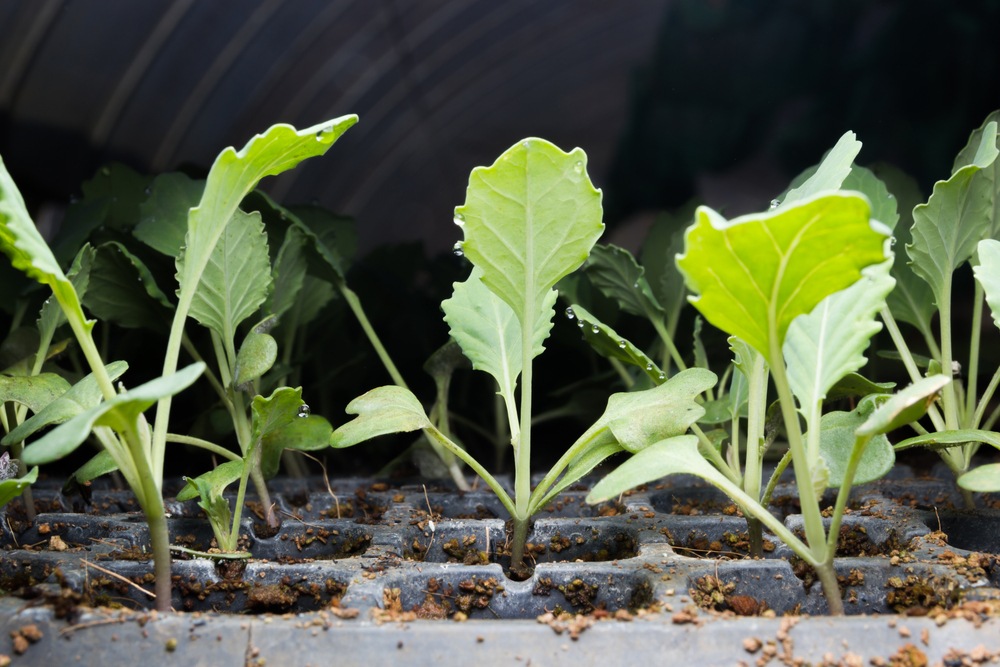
815 407 894 487
21 363 204 465
953 111 1000 237
585 435 729 504
330 385 432 449
234 331 278 389
784 260 895 413
677 192 888 362
907 121 999 305
958 464 1000 492
183 209 272 340
455 138 604 329
594 367 717 454
0 373 71 415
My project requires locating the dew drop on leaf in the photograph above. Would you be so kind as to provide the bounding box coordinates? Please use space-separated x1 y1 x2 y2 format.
769 199 781 210
658 372 666 381
646 363 653 371
576 319 585 329
565 307 575 320
297 404 311 418
452 242 464 257
618 340 627 349
573 160 583 174
591 324 599 334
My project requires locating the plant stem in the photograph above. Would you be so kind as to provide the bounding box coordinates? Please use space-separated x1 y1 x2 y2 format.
649 313 687 375
165 434 242 462
965 281 985 425
937 276 961 430
339 285 409 390
813 560 844 615
973 364 1000 429
881 307 946 430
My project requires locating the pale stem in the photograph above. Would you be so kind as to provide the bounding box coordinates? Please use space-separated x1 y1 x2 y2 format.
965 281 985 425
339 285 409 390
937 275 961 430
165 434 242 462
881 307 946 431
649 313 687 376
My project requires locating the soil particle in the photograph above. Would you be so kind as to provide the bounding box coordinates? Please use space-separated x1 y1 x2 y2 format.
869 642 928 667
246 584 297 612
535 611 593 640
9 624 42 655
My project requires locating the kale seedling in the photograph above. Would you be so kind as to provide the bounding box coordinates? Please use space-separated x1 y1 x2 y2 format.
330 138 714 573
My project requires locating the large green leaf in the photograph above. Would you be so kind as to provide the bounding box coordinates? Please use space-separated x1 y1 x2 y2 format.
784 260 895 416
907 121 998 304
585 435 729 504
454 138 604 328
843 165 899 232
265 225 309 319
442 267 556 400
3 361 129 445
176 116 357 304
974 239 1000 330
21 363 204 465
781 131 862 205
184 209 272 341
330 385 432 449
134 172 205 257
676 192 889 362
591 367 716 454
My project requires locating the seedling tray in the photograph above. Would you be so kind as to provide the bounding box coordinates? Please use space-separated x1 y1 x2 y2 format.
0 470 997 665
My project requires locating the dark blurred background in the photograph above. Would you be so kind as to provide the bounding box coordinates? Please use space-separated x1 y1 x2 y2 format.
2 0 997 254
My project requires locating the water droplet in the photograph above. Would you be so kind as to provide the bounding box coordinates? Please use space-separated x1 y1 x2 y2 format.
144 187 152 196
452 242 464 257
887 194 895 199
646 363 653 372
889 237 897 247
618 340 627 349
297 404 311 418
658 372 666 381
573 160 583 174
565 307 575 320
633 281 640 289
577 319 585 329
315 126 332 140
453 213 465 226
522 140 531 149
769 199 781 210
591 324 599 334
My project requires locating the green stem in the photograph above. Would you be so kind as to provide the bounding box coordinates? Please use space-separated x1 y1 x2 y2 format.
881 307 946 430
973 364 1000 430
937 276 961 430
649 312 687 375
965 281 985 425
339 285 409 390
743 354 769 504
164 434 242 462
691 423 742 486
760 450 792 509
424 425 515 516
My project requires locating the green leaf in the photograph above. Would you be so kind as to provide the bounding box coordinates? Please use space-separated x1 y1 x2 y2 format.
907 121 999 305
784 260 895 415
586 435 729 504
289 205 357 285
957 463 1000 492
592 367 716 454
85 242 174 329
843 165 899 232
974 239 1000 331
442 267 557 399
0 373 71 414
177 459 243 502
3 361 129 445
20 363 204 465
641 204 696 327
134 172 205 257
677 192 889 362
856 375 950 437
728 336 762 417
825 373 895 402
330 385 432 449
881 167 935 337
894 429 1000 452
532 432 624 511
0 465 37 507
585 244 662 319
265 224 309 319
567 303 663 383
455 137 604 328
69 450 119 484
234 330 278 390
953 111 1000 237
37 244 96 342
260 415 333 479
184 209 272 341
0 154 90 328
79 163 150 230
814 406 894 487
781 131 862 205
